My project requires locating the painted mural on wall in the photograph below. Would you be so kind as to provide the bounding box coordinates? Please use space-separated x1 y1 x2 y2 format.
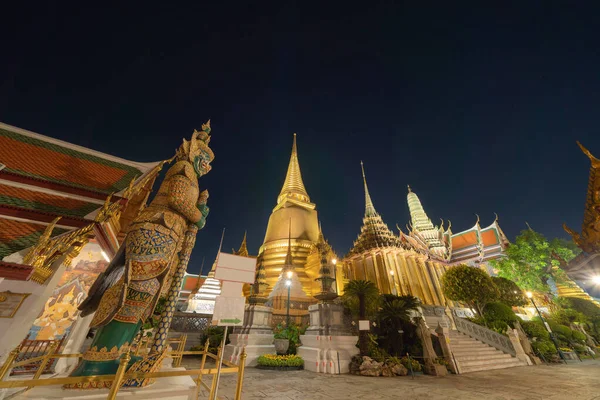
27 241 108 340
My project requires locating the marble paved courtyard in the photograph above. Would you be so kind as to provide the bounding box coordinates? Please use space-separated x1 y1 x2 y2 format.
182 358 600 400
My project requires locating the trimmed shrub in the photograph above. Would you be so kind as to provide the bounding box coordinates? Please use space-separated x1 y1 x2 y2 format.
572 330 587 343
521 320 549 340
399 356 422 372
257 354 304 367
531 339 556 359
549 323 573 341
483 302 518 324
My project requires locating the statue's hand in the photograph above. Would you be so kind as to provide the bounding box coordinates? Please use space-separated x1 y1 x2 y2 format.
195 204 209 229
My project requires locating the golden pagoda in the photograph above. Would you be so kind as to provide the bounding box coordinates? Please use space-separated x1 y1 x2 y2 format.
561 141 600 302
257 134 338 296
342 163 452 306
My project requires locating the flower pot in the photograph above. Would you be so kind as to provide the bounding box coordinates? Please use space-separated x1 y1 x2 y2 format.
274 339 290 355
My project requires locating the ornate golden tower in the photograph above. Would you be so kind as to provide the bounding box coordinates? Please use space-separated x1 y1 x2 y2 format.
258 134 320 295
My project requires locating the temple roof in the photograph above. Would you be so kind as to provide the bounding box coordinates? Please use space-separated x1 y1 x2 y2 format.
0 123 157 195
0 122 162 260
406 186 449 259
347 162 403 257
276 134 312 206
0 218 68 259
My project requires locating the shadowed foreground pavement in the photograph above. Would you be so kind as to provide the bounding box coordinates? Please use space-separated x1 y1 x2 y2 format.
182 358 600 399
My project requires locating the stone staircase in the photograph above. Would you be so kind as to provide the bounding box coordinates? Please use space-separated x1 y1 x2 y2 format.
449 330 525 373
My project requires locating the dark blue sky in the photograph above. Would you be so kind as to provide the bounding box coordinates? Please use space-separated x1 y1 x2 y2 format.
2 2 600 275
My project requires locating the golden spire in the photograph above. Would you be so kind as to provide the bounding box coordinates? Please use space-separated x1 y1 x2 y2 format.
277 133 310 204
235 231 249 257
360 161 377 217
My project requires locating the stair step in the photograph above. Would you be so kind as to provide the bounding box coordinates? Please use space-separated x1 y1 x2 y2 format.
457 357 521 367
459 361 524 373
453 353 513 362
451 344 495 350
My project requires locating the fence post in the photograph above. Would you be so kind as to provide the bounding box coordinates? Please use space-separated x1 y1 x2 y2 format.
234 349 247 400
0 346 21 381
30 342 59 384
194 339 210 399
208 345 223 400
107 352 131 400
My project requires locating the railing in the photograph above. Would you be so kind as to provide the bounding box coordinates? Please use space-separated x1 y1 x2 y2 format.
0 339 245 400
11 336 65 376
170 312 211 333
453 315 516 356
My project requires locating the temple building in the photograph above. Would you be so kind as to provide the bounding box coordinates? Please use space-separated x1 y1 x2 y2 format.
342 162 510 306
256 134 340 298
561 142 600 301
0 121 164 362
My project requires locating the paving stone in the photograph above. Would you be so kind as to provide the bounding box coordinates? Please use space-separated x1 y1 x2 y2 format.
182 357 600 399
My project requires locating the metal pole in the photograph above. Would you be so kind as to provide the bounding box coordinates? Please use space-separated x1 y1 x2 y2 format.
529 297 567 364
107 352 131 400
234 350 247 400
286 285 291 327
213 325 228 400
0 346 21 381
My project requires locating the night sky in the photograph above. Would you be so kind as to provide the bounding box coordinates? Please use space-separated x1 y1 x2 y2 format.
2 3 600 275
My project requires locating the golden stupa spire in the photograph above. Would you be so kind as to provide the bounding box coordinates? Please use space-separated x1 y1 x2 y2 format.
360 161 377 217
277 133 310 204
235 231 249 257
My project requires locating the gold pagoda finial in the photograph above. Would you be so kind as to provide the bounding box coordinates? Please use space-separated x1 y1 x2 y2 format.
360 161 377 217
407 184 412 193
577 141 600 167
235 231 249 257
277 133 310 205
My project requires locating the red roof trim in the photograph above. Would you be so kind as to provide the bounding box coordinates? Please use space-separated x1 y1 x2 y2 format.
0 261 34 281
0 170 122 201
0 204 90 228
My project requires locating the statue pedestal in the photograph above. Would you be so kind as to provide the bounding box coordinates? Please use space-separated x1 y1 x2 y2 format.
19 368 196 400
297 303 358 374
223 304 275 366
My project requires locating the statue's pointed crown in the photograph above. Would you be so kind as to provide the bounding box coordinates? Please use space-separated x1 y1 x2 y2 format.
176 120 214 162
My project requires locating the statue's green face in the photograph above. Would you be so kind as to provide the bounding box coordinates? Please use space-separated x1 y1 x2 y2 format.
193 150 212 177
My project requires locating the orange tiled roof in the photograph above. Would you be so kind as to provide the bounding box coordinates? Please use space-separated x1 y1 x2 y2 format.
451 230 478 250
0 183 98 218
0 218 68 259
0 127 144 194
182 275 205 291
480 228 500 247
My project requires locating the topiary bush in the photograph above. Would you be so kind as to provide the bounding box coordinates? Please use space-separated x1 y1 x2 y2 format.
521 320 549 340
531 339 556 359
483 302 518 324
572 330 587 343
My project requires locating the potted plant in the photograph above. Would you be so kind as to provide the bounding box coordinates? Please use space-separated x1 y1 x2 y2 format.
273 329 290 355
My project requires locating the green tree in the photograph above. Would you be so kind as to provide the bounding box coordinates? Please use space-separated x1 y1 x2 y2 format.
376 295 420 356
441 265 498 316
491 276 527 306
490 229 579 292
342 280 380 356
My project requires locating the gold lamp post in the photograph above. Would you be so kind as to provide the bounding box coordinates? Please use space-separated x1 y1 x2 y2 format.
525 291 567 364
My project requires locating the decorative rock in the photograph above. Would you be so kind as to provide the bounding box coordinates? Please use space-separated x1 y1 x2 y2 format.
391 364 408 376
359 357 383 377
381 365 393 377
